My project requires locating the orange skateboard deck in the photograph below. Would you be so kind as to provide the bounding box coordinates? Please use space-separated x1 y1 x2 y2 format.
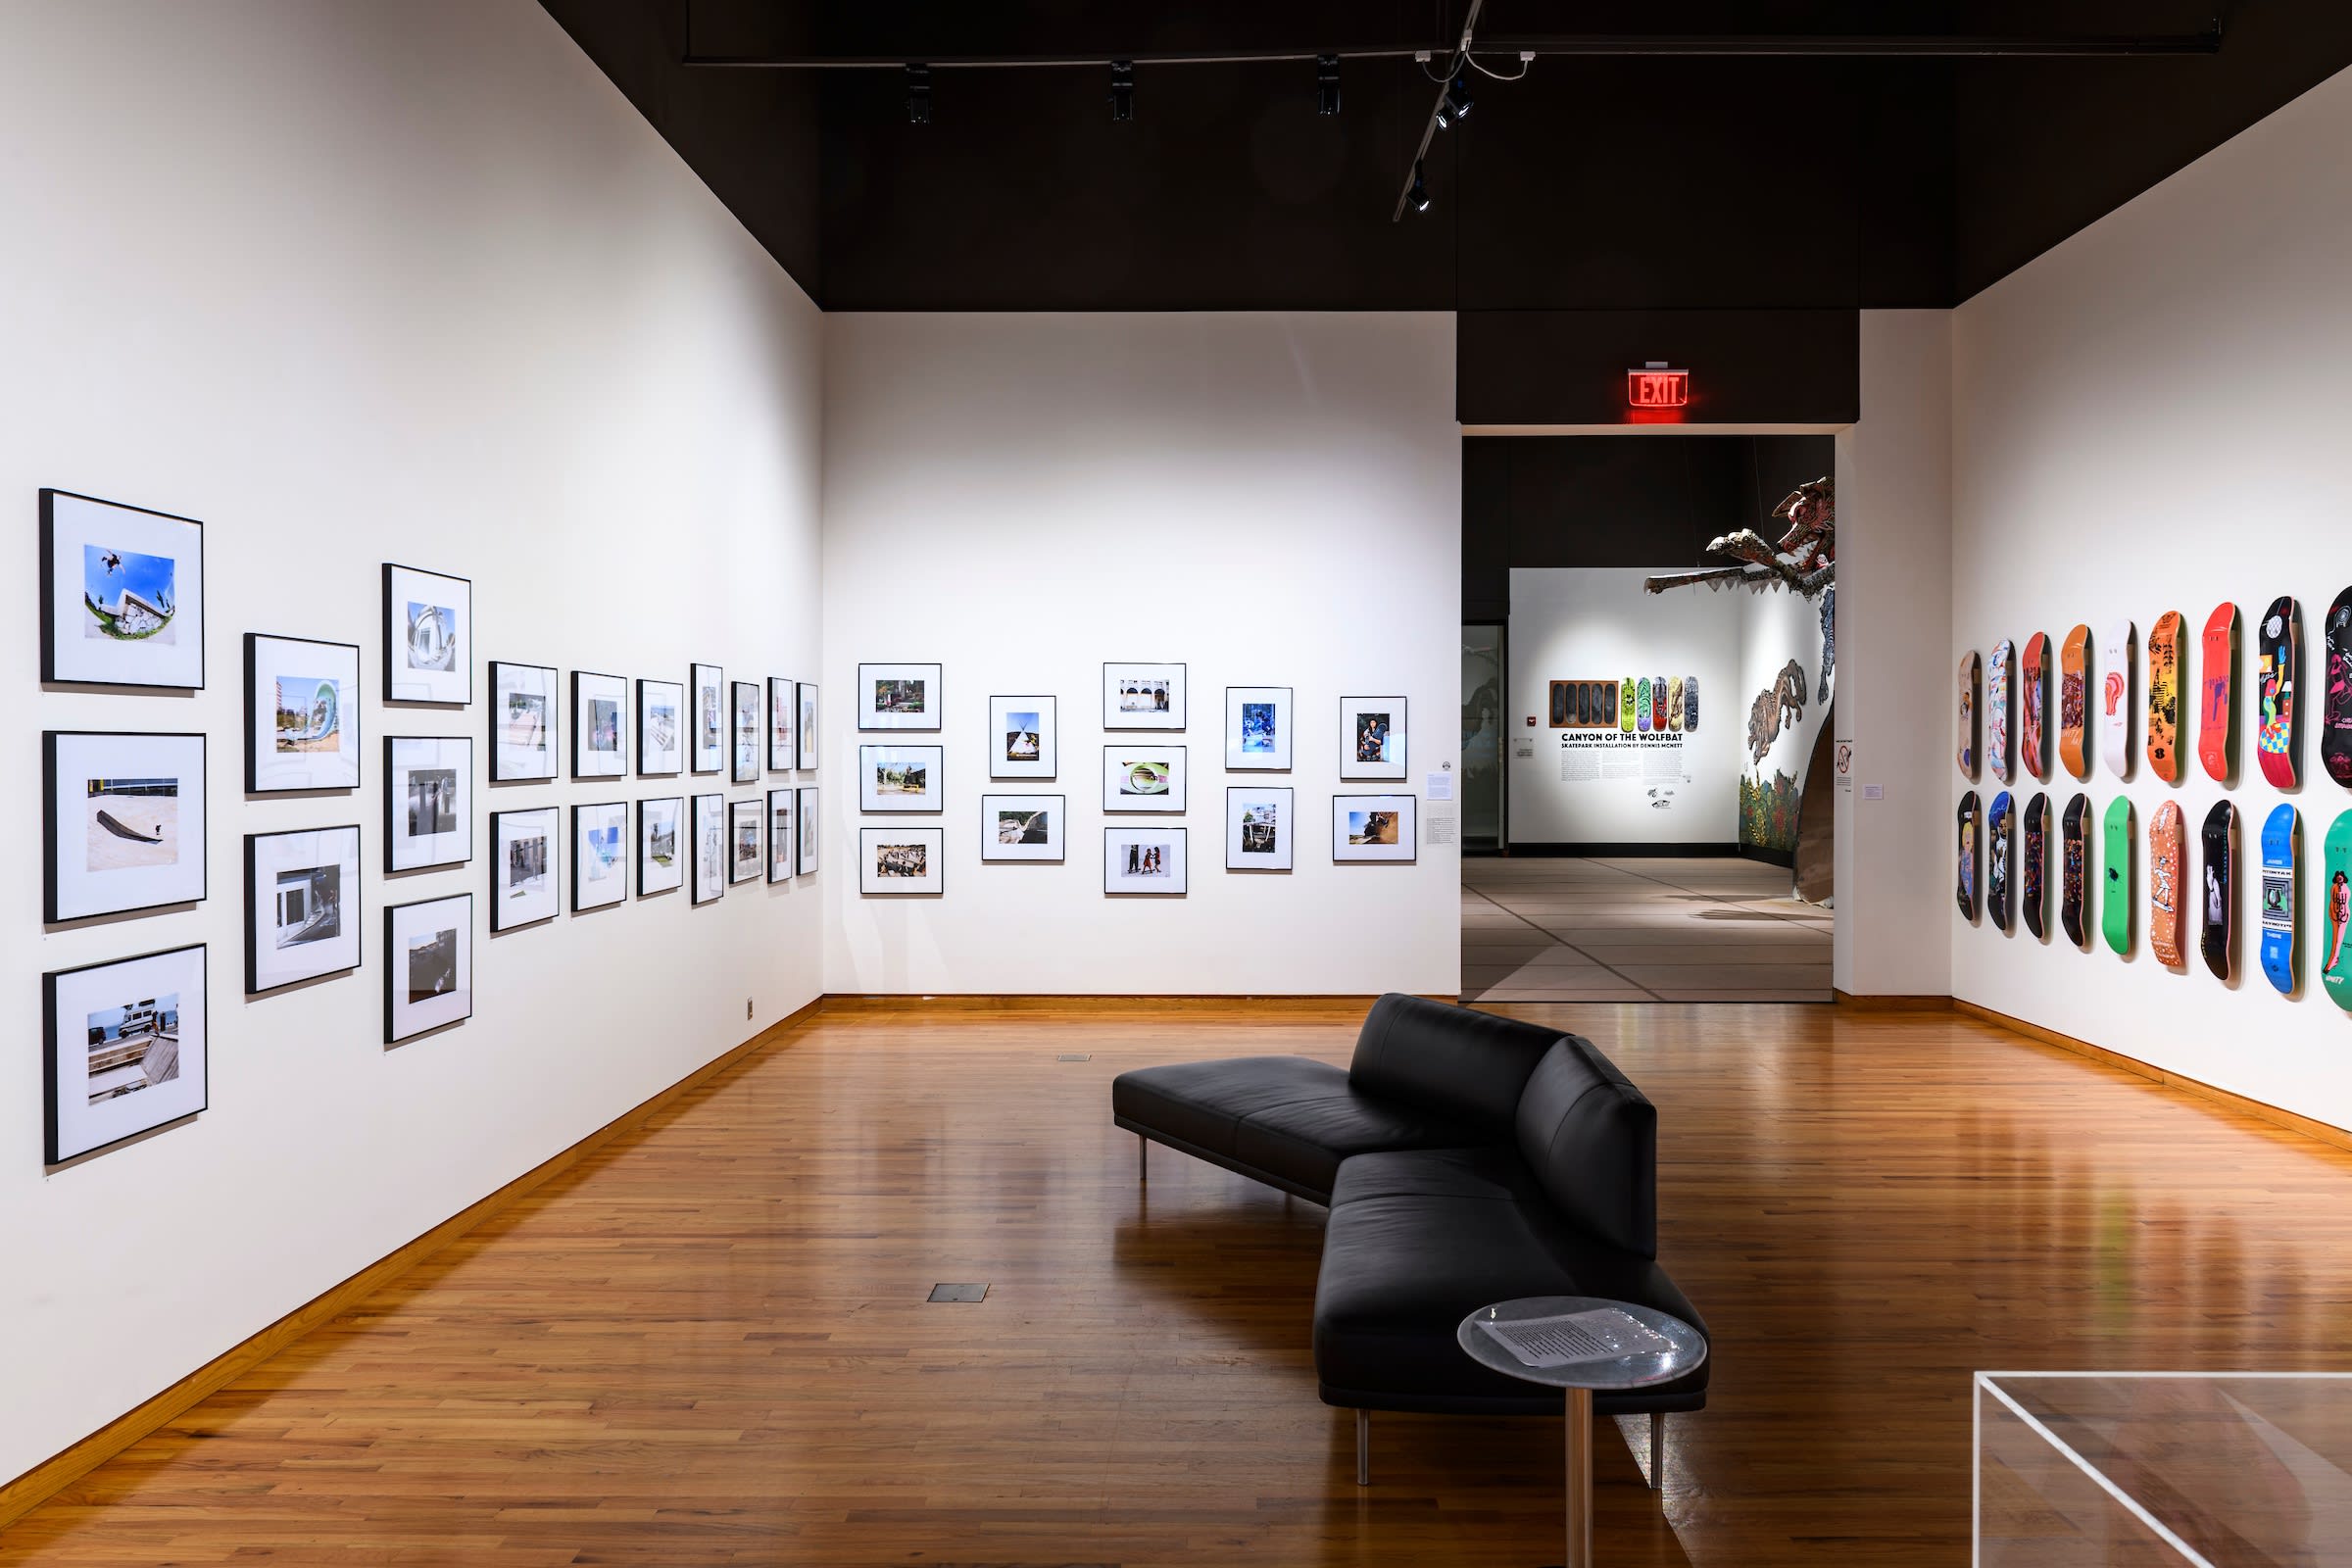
2020 632 2049 782
2150 800 2185 967
2147 611 2182 784
2059 624 2090 780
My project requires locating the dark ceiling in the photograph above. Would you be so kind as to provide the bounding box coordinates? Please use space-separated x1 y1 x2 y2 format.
542 2 2352 313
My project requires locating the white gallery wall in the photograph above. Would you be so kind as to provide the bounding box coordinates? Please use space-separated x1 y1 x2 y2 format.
1950 65 2352 1126
0 0 823 1489
820 313 1460 996
1739 579 1836 853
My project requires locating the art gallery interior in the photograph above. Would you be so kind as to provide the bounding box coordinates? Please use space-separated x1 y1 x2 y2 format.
6 3 2352 1563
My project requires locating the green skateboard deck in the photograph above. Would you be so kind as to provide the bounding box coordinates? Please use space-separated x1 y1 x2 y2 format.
2261 805 2298 997
2102 796 2133 956
1638 677 1651 733
1621 677 1637 731
2325 810 2352 1010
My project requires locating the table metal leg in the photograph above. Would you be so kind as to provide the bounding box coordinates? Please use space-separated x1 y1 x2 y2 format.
1565 1387 1593 1568
1138 1134 1147 1183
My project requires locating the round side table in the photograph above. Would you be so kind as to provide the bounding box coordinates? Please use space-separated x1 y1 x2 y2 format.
1455 1296 1708 1568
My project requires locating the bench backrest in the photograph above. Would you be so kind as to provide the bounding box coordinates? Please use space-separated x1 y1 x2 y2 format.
1347 993 1562 1134
1514 1036 1658 1258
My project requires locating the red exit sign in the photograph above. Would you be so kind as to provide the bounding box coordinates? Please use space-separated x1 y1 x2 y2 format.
1627 365 1690 409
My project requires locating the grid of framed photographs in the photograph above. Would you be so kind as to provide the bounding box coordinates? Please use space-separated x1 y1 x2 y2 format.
245 825 361 993
246 633 361 793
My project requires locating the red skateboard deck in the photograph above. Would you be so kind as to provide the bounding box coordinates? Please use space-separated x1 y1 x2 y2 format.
2059 625 2090 781
2199 602 2235 784
2020 632 2049 782
2150 801 2185 967
2147 611 2182 784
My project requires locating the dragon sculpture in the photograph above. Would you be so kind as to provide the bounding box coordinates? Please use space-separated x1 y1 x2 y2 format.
1646 474 1837 701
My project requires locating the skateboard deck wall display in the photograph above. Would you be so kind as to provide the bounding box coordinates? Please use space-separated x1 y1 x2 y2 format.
2061 793 2090 948
1668 676 1685 732
2101 795 2133 956
1987 791 2014 932
1988 639 2014 783
2261 804 2298 997
2325 588 2352 787
2100 619 2134 780
1621 677 1637 731
2199 602 2236 784
2022 792 2049 940
2060 625 2091 780
1958 650 1981 778
2146 611 2182 784
1957 791 1980 921
2149 801 2184 967
2021 632 2049 782
2258 596 2300 789
2325 810 2352 1010
2201 801 2234 981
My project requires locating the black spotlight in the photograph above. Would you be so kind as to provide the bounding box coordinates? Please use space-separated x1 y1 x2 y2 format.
1435 70 1474 129
906 64 931 125
1408 161 1431 213
1316 53 1341 116
1109 60 1134 122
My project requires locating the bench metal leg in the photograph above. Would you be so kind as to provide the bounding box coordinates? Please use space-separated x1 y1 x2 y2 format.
1648 1411 1664 1491
1138 1133 1147 1183
1355 1409 1370 1486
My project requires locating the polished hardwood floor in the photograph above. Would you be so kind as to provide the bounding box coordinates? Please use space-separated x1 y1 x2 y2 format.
7 999 2352 1564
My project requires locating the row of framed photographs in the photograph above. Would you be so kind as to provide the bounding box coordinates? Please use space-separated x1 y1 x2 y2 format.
858 735 1405 813
861 790 1420 893
490 664 817 783
486 788 819 930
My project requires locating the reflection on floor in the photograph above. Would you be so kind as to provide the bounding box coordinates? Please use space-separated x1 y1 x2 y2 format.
1464 856 1833 1004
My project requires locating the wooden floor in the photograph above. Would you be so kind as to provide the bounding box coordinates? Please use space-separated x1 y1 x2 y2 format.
7 999 2352 1565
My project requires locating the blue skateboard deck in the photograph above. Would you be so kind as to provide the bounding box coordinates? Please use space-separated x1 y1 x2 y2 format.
2261 804 2299 997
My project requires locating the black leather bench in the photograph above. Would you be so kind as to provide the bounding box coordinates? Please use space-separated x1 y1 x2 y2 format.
1111 993 1708 1486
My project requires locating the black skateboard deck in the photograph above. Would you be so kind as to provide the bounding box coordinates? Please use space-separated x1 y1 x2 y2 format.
2202 801 2235 982
2023 792 2049 940
1987 792 2013 931
1957 790 1980 921
2259 596 2300 789
2326 588 2352 787
2061 793 2090 948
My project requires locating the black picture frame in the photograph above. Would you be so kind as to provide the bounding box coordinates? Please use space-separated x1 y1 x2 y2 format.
768 676 797 772
384 735 472 873
384 892 472 1045
1338 695 1408 781
638 796 686 897
766 788 796 883
380 562 472 705
571 801 629 911
691 793 727 905
980 794 1065 862
570 668 629 780
40 487 207 690
728 798 763 884
488 661 560 782
795 785 820 875
731 680 762 783
988 694 1057 779
488 806 561 932
638 678 686 776
1102 662 1187 730
243 823 363 994
795 683 819 769
45 942 209 1164
691 662 725 775
245 632 362 793
44 729 210 923
859 825 946 894
858 662 943 732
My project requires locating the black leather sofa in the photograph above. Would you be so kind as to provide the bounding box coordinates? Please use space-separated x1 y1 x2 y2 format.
1110 993 1707 1486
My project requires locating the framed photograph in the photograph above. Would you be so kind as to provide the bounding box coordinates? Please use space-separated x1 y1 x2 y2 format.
573 801 628 911
490 662 559 782
246 633 360 792
245 825 361 993
489 806 560 931
638 678 685 775
385 893 471 1044
858 662 941 731
1105 826 1187 895
382 564 470 704
571 669 628 779
691 662 725 774
767 677 797 772
728 799 763 884
766 789 795 882
1226 786 1295 871
44 730 208 922
986 694 1056 779
796 786 820 875
691 793 726 904
45 943 208 1163
860 743 943 812
860 826 945 894
1334 793 1418 862
1102 744 1188 812
983 794 1064 862
638 797 684 896
796 682 819 768
385 736 470 872
1226 686 1293 770
41 489 206 689
1104 662 1185 730
1339 696 1406 781
731 680 761 783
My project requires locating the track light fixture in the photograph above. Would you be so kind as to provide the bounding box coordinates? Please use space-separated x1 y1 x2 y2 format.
1315 53 1341 116
1434 71 1474 129
1407 161 1431 213
905 63 930 125
1108 60 1134 122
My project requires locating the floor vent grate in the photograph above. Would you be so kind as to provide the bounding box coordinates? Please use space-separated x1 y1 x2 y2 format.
927 1283 988 1303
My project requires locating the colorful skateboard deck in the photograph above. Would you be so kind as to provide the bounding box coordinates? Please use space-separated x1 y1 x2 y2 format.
1684 677 1699 732
2022 792 2049 940
2199 602 2236 784
2060 625 2091 780
2261 804 2298 997
2201 801 2234 981
2325 589 2352 787
2101 796 2133 956
2325 811 2352 1009
1957 791 1980 921
2147 611 2182 784
2021 632 2049 783
1988 639 2014 783
2061 794 2090 948
1987 791 2014 932
1652 676 1667 731
2149 801 2184 966
1668 676 1685 732
2258 597 2300 789
1958 651 1980 777
1622 677 1637 731
1637 678 1650 732
2100 619 2134 780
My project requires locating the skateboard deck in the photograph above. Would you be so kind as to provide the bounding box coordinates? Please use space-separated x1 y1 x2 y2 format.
2261 804 2298 996
1652 676 1667 732
2060 625 2091 780
2201 801 2234 981
2258 597 2300 789
1987 791 2014 932
1621 677 1637 731
1637 677 1650 732
1958 650 1981 777
2100 619 2134 780
2022 792 2049 940
2061 793 2090 947
1668 676 1685 732
2199 603 2236 784
2102 796 2133 956
2147 611 2182 784
1684 676 1698 732
2021 632 2049 783
2149 801 2184 966
2325 589 2352 787
1988 639 2014 782
2325 811 2352 1009
1957 791 1980 921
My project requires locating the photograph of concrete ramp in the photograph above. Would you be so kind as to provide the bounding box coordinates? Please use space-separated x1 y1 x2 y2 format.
84 778 178 872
